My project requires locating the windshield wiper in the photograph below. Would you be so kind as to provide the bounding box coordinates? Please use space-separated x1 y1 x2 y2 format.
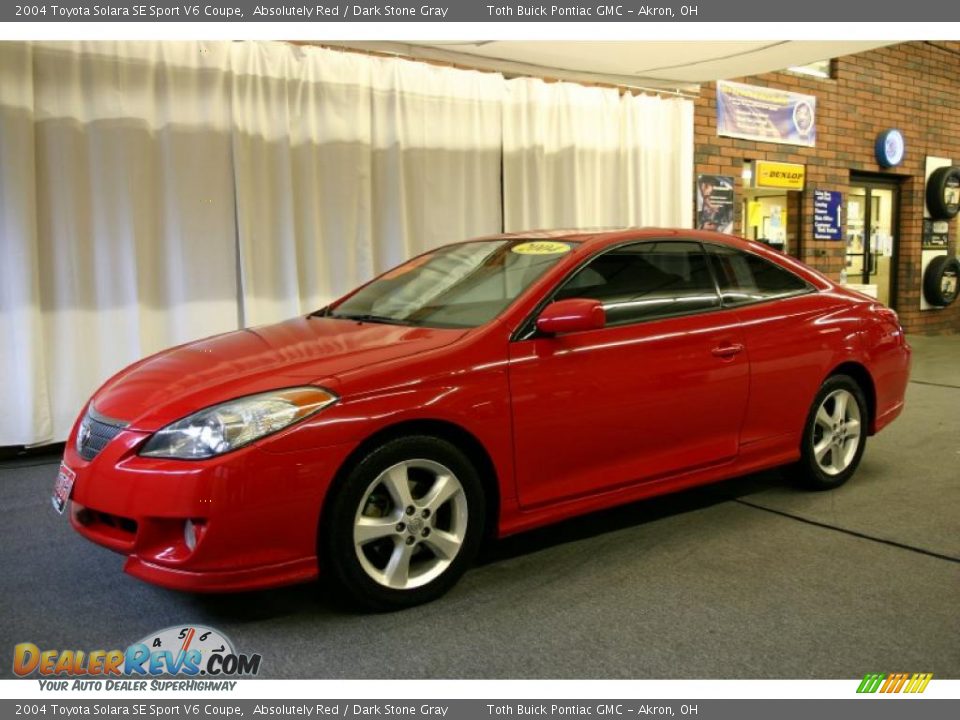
326 312 419 326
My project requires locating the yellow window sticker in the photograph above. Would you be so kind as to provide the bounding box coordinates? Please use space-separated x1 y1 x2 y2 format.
511 241 572 255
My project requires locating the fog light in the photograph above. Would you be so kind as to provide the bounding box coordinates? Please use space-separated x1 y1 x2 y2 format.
183 519 207 552
184 520 196 551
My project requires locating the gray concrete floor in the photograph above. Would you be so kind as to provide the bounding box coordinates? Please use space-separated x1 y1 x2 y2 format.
1 334 957 679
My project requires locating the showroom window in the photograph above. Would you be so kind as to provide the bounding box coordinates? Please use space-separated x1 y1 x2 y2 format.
555 241 720 325
706 244 812 307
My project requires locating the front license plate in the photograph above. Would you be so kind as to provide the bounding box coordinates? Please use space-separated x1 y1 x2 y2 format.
52 464 76 515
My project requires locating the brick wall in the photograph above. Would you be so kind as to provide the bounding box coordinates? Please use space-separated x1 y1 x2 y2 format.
694 41 960 335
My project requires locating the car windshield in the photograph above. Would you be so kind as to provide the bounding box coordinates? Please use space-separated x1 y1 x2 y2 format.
327 239 577 328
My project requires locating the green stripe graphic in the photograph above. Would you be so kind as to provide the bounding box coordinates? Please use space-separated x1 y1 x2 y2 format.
857 673 886 693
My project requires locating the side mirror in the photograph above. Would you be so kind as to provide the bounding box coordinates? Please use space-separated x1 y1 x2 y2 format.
536 299 605 336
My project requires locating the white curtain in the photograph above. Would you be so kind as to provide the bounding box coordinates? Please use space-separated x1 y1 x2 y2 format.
230 44 504 326
0 41 241 447
503 77 693 231
620 92 695 226
0 43 50 446
230 43 376 327
0 41 505 445
0 42 692 447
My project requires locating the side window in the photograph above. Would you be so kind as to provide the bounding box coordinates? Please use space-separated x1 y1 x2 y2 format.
555 241 720 325
706 244 811 307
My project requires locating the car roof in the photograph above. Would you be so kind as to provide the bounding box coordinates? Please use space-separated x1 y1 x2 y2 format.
476 227 764 252
472 227 833 290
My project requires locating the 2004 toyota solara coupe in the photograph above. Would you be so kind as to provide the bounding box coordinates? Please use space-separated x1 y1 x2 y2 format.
56 229 911 609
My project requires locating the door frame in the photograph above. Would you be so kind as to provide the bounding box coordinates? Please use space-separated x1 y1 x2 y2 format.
848 172 902 308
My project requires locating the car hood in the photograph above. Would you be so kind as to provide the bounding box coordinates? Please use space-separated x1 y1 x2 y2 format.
92 317 468 431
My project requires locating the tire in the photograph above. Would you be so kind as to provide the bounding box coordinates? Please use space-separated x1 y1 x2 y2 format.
925 166 960 219
922 254 960 307
788 374 869 490
321 435 485 611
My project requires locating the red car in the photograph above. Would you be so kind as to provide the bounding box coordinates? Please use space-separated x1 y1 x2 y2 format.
57 229 911 610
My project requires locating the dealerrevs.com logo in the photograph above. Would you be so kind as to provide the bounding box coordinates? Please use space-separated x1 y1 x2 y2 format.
13 625 261 690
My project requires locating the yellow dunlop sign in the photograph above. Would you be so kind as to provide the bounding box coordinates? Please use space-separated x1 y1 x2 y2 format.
754 161 806 190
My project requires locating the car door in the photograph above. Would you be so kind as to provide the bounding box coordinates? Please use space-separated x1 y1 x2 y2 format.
508 240 750 509
703 242 839 448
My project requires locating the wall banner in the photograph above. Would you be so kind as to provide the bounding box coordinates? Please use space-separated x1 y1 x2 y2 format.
717 80 817 147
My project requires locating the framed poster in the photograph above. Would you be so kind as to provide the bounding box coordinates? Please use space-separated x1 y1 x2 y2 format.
696 175 735 234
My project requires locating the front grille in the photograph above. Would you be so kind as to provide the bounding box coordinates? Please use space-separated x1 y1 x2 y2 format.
77 408 129 461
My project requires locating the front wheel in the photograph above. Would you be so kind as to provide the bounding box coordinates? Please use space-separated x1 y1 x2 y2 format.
322 435 485 611
789 374 868 490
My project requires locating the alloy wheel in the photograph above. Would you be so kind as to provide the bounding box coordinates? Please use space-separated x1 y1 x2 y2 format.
811 388 862 476
352 459 468 590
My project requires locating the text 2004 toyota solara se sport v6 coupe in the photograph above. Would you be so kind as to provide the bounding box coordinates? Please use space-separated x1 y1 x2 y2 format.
55 229 911 610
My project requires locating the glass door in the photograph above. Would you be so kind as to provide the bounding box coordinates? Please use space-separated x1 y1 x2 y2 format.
742 191 788 252
845 178 899 306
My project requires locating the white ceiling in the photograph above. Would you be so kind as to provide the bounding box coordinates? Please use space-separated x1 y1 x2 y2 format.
327 41 893 91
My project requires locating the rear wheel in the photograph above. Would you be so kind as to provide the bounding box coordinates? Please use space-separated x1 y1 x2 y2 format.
789 374 868 490
322 435 485 611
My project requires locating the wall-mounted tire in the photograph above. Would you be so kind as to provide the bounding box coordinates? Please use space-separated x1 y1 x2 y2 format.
923 255 960 307
926 166 960 219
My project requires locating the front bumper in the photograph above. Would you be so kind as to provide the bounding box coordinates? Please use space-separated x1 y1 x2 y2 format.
62 425 355 593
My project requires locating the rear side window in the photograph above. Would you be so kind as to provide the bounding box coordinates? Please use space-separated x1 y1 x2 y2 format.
555 241 720 325
707 244 811 307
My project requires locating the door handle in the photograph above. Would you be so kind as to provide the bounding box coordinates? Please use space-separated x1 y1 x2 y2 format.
711 343 744 359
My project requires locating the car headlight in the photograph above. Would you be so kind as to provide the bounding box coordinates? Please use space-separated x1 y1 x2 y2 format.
140 387 338 459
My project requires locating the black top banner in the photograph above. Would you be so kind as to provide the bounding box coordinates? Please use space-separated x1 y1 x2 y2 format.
3 0 960 22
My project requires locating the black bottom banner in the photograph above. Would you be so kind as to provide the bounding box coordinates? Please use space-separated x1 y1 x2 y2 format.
3 699 957 720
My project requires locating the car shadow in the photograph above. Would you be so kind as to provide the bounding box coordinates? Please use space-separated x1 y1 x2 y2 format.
174 467 792 621
480 468 788 564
